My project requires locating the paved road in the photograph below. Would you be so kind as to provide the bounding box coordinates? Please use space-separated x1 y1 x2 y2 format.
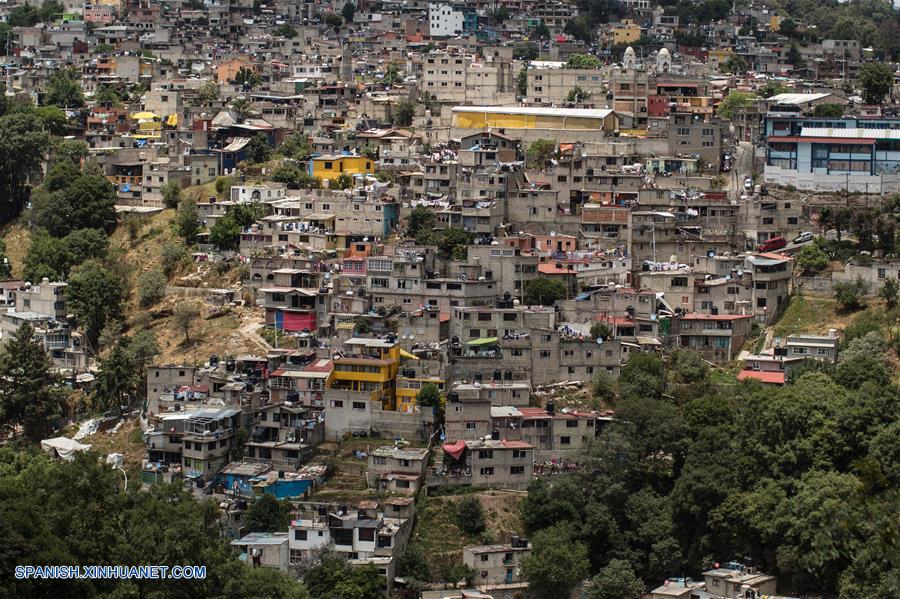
727 141 755 194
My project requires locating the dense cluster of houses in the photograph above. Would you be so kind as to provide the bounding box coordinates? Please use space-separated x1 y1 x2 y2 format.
4 0 889 596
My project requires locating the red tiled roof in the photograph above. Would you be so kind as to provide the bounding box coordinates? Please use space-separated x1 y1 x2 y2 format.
538 263 576 275
737 370 785 384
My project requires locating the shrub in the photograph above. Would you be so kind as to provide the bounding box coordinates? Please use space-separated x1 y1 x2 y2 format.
138 268 167 307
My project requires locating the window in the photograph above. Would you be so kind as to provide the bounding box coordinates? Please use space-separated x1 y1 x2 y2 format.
373 456 386 465
480 554 489 562
294 530 307 541
478 450 493 459
510 466 525 475
540 350 551 358
466 422 477 430
561 436 571 445
330 400 343 408
817 348 829 355
566 420 578 428
358 528 375 542
352 401 366 410
480 467 494 476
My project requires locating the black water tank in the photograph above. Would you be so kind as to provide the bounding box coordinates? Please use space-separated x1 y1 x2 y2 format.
491 430 500 441
546 401 555 415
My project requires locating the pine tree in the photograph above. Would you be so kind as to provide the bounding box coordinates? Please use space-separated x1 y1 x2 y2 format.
0 322 63 441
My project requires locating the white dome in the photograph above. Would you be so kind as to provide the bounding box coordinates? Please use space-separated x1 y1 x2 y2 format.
658 48 671 57
624 47 635 57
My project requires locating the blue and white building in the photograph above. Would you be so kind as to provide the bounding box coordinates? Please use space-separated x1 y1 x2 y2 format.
763 114 900 192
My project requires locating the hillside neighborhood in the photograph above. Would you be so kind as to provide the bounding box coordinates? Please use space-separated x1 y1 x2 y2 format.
0 0 898 598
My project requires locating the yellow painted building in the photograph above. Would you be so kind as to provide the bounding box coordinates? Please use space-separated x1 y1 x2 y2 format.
309 155 375 182
329 338 400 410
452 106 617 132
396 374 445 413
769 15 782 32
605 22 642 46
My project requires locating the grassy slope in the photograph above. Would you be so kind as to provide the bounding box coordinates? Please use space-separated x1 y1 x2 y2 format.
411 490 525 579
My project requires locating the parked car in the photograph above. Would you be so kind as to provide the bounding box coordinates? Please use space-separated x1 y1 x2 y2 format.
757 236 787 252
793 232 814 244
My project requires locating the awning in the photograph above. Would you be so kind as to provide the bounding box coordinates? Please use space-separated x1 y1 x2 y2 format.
443 440 467 460
166 114 178 126
130 111 159 120
398 349 419 360
466 337 498 346
222 137 251 152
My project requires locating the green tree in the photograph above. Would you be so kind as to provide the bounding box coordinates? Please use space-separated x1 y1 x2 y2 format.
195 80 219 105
406 205 436 242
526 138 556 168
383 63 401 86
859 62 894 104
566 53 602 69
416 382 441 408
138 268 167 307
175 197 200 244
94 331 159 412
564 16 594 43
67 260 126 349
566 85 590 102
324 12 343 31
670 350 708 385
23 227 109 282
591 371 616 403
724 54 749 74
618 351 664 401
436 228 472 260
245 132 271 164
332 171 354 190
834 276 869 311
44 68 84 108
814 103 844 117
779 18 798 36
272 164 320 189
304 554 383 599
274 23 298 38
878 277 898 309
455 496 486 535
717 91 757 119
590 321 611 340
54 139 89 164
210 214 242 252
341 1 355 22
394 98 415 126
522 524 589 599
523 277 566 305
0 322 62 440
173 301 201 344
244 493 293 533
161 181 182 209
795 243 829 274
0 449 310 598
532 20 550 39
786 43 804 68
160 241 188 277
397 544 431 583
278 133 311 160
0 112 51 221
94 84 122 106
586 559 644 599
517 65 528 97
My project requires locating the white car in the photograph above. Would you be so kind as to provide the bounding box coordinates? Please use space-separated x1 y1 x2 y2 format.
793 232 814 244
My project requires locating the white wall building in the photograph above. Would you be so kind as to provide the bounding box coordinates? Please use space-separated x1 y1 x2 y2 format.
428 2 464 37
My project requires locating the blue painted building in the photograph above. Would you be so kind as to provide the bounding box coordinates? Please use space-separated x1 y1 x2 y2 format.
763 114 900 193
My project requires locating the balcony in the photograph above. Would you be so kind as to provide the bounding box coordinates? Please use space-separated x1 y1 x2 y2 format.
426 465 472 488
